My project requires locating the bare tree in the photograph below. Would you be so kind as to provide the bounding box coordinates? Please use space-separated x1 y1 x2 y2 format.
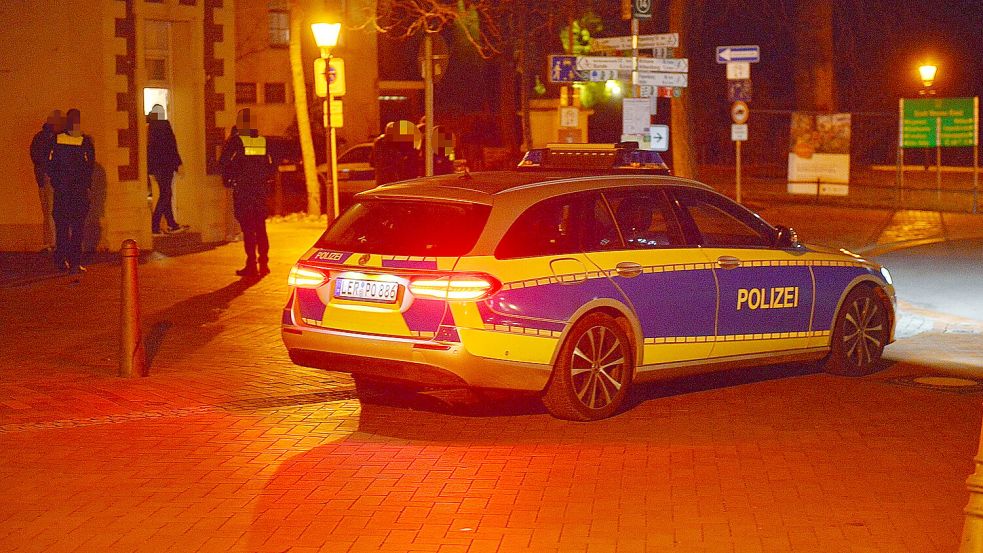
288 0 321 217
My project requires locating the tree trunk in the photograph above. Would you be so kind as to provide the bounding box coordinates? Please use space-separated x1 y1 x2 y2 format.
517 2 532 151
793 0 835 111
668 0 697 179
289 1 321 217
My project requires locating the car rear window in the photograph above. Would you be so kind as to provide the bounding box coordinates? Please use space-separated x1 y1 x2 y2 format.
316 199 491 256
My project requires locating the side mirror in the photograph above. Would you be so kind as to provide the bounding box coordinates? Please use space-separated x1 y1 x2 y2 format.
774 225 800 249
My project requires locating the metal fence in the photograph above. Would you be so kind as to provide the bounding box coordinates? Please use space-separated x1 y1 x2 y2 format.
698 109 980 213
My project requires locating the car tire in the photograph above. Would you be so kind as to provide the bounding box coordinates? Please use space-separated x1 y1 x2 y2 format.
823 286 888 376
542 313 634 421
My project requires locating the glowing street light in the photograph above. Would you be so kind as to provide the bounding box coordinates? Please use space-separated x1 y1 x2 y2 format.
918 63 938 89
311 22 342 219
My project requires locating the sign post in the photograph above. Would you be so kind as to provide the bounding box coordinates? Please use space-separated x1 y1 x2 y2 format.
718 45 759 203
899 97 979 211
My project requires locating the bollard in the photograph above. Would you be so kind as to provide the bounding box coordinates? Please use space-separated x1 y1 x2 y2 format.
961 422 983 551
119 239 146 377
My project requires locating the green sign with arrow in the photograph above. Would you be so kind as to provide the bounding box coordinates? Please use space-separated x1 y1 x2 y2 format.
901 97 978 148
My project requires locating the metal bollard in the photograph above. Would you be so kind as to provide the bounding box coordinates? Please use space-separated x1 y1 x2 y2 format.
119 239 146 377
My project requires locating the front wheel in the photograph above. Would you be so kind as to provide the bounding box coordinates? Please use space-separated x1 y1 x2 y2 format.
542 313 634 421
823 286 888 376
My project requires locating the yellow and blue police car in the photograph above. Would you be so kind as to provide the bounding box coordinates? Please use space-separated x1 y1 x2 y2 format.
282 143 895 421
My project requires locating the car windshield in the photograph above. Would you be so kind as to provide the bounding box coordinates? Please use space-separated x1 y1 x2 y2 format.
316 199 492 256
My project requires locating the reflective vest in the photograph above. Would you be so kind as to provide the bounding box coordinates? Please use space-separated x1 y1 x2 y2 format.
56 133 84 146
240 135 267 156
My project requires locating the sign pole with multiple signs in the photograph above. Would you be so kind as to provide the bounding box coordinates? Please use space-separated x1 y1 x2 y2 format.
718 45 759 203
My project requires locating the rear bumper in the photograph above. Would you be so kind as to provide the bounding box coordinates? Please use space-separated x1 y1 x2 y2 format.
282 325 553 392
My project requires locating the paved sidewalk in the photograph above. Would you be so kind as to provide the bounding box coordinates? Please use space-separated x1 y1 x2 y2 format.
1 205 982 552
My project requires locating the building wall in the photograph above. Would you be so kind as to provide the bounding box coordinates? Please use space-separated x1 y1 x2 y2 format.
0 0 235 252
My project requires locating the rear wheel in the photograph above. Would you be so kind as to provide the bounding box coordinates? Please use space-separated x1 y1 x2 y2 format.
823 286 888 376
543 313 634 421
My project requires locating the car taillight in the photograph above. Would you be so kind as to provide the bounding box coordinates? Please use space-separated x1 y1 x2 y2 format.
287 265 327 288
409 274 501 301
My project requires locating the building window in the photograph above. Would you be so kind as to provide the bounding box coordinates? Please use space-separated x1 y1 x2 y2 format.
264 82 287 104
144 20 170 85
268 0 289 48
236 82 258 104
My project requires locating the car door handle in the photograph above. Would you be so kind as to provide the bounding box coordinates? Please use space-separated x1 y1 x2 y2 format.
615 262 643 278
716 256 741 270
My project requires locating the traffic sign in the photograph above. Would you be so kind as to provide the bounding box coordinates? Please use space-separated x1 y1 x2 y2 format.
637 72 688 88
586 69 620 82
731 101 749 124
716 45 760 63
632 0 653 19
731 124 748 142
559 106 579 128
577 56 633 71
593 33 679 51
726 62 750 80
637 58 689 73
328 58 345 96
901 97 979 148
649 124 669 151
549 55 580 83
728 79 752 102
575 56 689 73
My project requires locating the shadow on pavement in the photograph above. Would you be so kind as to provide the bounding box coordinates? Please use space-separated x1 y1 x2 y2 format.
347 359 886 442
144 278 259 369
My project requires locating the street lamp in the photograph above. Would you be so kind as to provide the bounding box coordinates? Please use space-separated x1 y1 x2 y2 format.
918 64 938 91
312 22 341 219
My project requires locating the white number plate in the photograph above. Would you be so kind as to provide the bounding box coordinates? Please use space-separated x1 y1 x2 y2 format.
334 278 400 304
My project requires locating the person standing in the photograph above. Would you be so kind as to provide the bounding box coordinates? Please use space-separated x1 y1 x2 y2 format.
47 108 94 274
220 109 275 277
147 104 187 235
30 110 61 251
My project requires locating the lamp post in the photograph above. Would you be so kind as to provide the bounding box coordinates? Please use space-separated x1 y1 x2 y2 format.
918 64 943 202
311 22 341 219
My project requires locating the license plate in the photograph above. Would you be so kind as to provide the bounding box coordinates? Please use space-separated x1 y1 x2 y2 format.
334 278 400 304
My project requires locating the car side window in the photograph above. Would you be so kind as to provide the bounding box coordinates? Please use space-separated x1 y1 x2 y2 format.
671 188 774 247
580 194 624 252
603 189 680 248
339 145 372 165
495 195 583 259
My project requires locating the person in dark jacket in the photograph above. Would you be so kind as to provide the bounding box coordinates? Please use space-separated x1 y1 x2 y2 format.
220 109 275 277
30 110 62 251
147 104 187 234
47 108 94 274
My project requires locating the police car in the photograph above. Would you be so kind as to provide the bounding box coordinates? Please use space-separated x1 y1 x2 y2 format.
282 143 895 421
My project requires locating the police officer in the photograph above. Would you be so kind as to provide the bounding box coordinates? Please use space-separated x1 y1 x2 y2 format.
221 109 275 277
48 108 94 274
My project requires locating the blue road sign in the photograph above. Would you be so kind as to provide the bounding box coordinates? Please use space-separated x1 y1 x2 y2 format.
550 55 581 83
716 45 760 64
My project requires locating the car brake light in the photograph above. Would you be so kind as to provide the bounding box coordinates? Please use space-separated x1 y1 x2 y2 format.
409 274 501 301
287 265 327 288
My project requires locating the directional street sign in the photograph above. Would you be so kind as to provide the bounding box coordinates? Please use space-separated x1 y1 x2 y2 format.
716 45 760 64
637 72 688 88
593 33 679 51
577 56 633 71
549 55 580 83
649 124 669 152
637 58 689 73
576 56 689 73
901 97 979 148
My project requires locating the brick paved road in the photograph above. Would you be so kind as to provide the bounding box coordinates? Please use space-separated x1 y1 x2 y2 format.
1 215 982 553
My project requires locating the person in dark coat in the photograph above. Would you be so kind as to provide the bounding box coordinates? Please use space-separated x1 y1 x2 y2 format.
30 110 62 251
47 108 94 274
220 109 275 277
147 104 187 234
